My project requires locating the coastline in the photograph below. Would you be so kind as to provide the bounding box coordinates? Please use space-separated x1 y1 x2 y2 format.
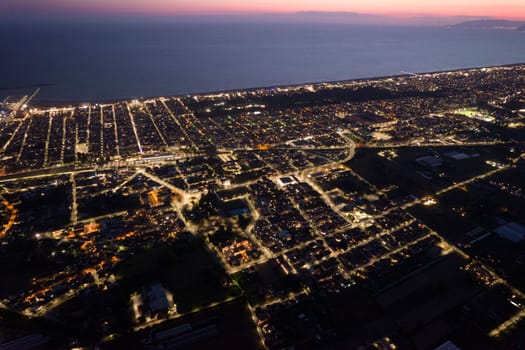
23 61 525 107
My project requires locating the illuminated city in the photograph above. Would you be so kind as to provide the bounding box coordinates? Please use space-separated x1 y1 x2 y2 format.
1 64 525 349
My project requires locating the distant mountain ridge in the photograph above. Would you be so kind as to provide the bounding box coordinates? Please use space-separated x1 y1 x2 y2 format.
452 19 525 29
293 12 492 26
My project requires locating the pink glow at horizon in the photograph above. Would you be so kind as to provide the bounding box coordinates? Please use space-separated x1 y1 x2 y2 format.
3 0 525 19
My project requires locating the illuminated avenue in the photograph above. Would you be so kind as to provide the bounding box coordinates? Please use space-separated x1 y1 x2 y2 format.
1 64 525 349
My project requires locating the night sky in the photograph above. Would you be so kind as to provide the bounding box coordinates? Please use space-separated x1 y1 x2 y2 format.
1 0 524 20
